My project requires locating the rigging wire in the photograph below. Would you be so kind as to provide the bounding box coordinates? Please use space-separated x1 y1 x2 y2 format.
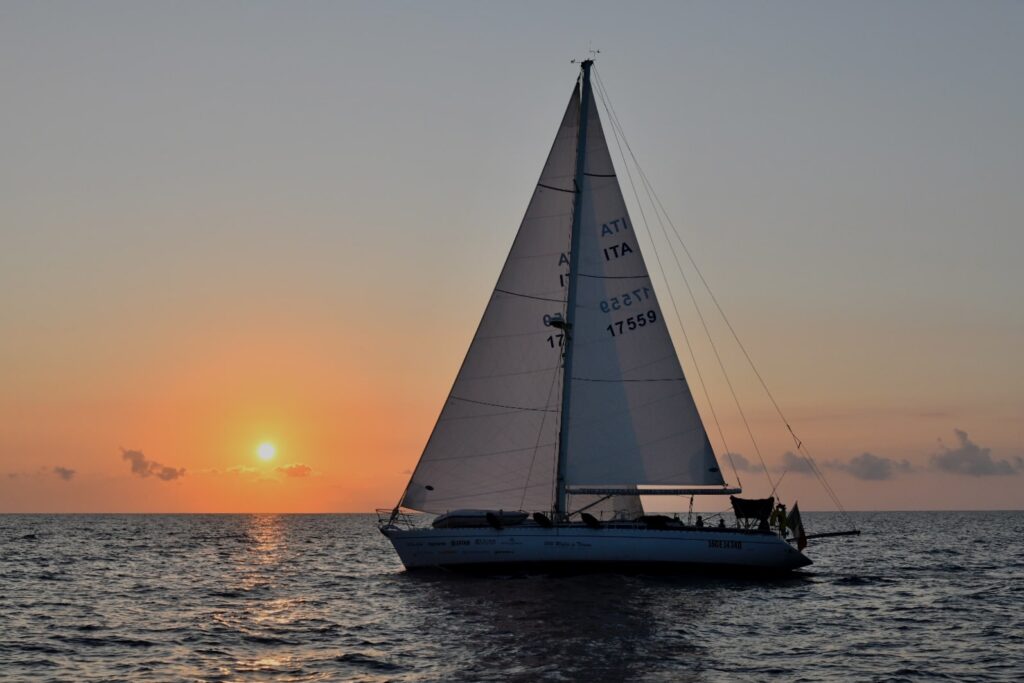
593 69 769 494
597 65 850 522
593 66 854 524
520 349 565 511
643 162 851 519
590 71 739 489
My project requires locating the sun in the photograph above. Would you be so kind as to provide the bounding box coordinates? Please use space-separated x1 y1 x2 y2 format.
256 442 276 462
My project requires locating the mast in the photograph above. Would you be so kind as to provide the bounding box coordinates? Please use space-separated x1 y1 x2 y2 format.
554 59 593 518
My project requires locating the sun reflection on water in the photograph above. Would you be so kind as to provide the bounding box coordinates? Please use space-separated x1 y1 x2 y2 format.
209 515 326 679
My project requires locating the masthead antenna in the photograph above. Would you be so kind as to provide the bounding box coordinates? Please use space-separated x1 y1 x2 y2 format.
571 44 600 65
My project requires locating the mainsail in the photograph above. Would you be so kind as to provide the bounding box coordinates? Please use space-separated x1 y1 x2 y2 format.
401 71 725 515
400 88 580 513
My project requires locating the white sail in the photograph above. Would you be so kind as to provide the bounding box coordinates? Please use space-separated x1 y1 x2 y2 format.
569 489 644 520
400 87 580 513
562 89 725 489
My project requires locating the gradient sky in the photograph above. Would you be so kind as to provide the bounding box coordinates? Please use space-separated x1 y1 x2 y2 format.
2 1 1022 512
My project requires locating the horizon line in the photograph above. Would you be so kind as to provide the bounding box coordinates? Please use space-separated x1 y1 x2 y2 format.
2 508 1022 515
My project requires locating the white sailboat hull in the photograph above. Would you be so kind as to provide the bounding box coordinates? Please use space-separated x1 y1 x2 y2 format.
382 525 811 573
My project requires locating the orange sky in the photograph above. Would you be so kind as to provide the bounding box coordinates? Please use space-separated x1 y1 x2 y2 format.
2 299 1020 512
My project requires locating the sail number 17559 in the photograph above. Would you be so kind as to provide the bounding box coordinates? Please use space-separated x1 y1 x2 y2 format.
606 310 658 337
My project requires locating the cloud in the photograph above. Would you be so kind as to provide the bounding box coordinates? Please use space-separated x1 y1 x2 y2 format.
723 452 756 472
8 466 76 481
153 465 185 481
930 429 1021 477
828 452 911 481
780 451 815 474
276 463 312 478
121 449 185 481
52 466 76 481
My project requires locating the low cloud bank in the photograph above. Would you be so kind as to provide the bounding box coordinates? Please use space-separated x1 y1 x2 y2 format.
828 452 911 481
52 466 76 481
780 451 816 474
931 429 1021 477
276 463 312 478
121 449 185 481
723 452 755 472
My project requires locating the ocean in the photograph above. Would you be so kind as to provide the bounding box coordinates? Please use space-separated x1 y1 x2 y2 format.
1 512 1021 682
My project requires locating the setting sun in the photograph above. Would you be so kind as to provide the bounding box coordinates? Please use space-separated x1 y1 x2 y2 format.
256 442 276 462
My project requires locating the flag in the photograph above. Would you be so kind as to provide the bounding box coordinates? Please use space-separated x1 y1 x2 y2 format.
788 502 807 551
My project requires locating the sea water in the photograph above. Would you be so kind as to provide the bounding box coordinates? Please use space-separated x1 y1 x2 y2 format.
1 512 1021 681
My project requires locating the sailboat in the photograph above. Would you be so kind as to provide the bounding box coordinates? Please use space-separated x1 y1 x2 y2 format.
380 60 813 572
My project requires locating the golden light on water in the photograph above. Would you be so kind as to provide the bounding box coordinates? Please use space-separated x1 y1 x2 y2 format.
256 442 276 461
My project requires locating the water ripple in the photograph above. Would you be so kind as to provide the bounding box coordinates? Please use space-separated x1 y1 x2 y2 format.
0 512 1021 681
